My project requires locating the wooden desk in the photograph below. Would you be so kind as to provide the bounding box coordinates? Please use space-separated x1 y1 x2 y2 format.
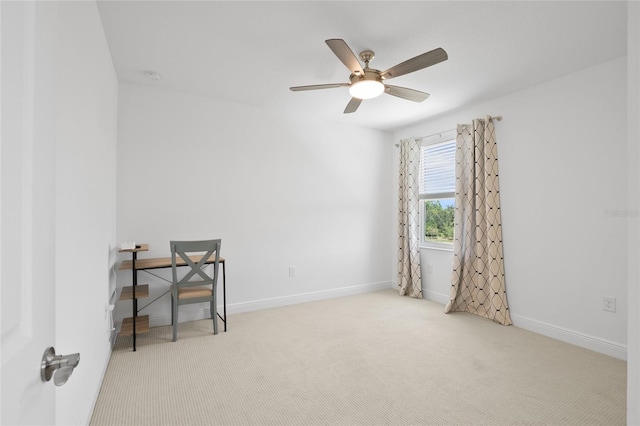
120 254 225 272
118 250 227 350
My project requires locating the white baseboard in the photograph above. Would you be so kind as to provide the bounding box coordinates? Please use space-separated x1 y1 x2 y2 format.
390 283 450 305
510 313 627 360
422 287 627 361
423 289 450 305
149 281 394 328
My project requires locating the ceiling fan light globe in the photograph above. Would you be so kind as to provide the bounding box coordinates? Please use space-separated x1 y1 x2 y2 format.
349 80 384 100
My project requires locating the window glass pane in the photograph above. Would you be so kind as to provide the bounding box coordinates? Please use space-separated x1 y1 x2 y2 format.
420 140 455 196
424 198 454 244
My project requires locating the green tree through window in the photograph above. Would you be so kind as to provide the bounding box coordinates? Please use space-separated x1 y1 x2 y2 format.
424 199 454 243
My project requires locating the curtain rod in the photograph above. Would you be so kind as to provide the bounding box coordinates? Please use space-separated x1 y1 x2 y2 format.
417 128 456 141
394 115 503 147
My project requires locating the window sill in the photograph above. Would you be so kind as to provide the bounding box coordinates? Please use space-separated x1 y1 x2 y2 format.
420 244 454 252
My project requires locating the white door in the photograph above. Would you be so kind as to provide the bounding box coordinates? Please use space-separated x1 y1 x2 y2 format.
1 1 58 424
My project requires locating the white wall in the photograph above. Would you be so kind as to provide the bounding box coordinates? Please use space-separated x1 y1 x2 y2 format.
393 56 628 359
115 83 393 326
53 2 118 425
627 0 640 422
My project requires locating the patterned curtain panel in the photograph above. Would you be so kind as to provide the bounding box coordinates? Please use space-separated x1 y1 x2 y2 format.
397 138 422 299
445 117 512 325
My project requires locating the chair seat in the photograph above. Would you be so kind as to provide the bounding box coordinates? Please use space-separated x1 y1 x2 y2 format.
178 286 213 299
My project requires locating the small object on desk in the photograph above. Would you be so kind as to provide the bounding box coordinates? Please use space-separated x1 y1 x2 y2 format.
120 241 136 250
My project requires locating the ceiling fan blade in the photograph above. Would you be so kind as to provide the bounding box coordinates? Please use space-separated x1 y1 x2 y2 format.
290 83 349 91
384 85 430 102
344 97 362 114
381 48 448 80
326 39 364 75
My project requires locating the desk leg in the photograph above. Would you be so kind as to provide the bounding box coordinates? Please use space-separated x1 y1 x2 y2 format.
132 252 137 352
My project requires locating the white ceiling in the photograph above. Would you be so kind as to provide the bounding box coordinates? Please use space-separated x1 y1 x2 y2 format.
97 1 628 132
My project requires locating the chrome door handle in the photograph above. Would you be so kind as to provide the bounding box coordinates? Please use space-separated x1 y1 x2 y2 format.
41 347 80 386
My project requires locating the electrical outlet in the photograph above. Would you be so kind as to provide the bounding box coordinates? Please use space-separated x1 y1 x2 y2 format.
289 266 296 277
603 296 616 313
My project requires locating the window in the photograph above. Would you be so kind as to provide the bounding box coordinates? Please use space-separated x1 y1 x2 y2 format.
419 137 456 248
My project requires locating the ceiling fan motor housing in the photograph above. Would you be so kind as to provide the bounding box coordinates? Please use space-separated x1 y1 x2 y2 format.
350 68 383 85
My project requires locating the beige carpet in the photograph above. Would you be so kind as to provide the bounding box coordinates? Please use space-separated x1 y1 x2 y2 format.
90 289 626 425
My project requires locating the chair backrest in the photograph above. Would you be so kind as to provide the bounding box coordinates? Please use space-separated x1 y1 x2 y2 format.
170 239 221 290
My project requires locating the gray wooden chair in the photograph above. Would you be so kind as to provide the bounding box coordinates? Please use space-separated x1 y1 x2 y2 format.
170 239 221 342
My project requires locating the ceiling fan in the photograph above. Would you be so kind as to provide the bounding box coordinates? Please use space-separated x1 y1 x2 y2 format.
289 39 448 114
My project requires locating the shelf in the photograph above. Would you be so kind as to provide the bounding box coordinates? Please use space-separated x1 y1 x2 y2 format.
119 243 150 351
119 284 149 301
120 315 149 337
